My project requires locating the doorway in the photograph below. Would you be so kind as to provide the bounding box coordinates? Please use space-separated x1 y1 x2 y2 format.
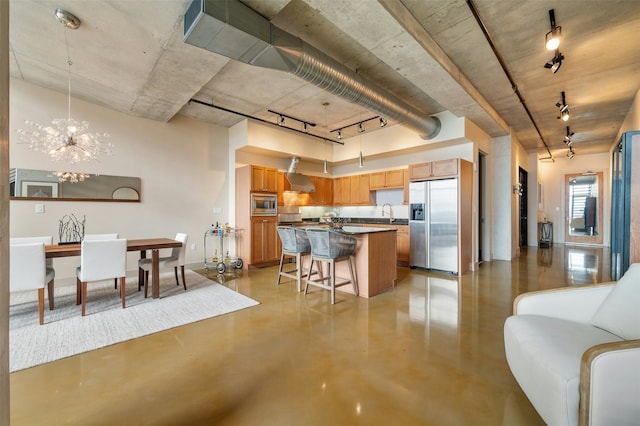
565 171 603 245
518 167 528 248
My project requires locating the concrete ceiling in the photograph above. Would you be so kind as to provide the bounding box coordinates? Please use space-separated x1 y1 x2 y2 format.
9 0 640 160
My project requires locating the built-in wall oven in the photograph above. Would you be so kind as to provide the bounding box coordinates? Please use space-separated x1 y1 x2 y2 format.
251 193 277 216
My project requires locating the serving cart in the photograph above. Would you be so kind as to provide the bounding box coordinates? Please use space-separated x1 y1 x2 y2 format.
204 226 243 274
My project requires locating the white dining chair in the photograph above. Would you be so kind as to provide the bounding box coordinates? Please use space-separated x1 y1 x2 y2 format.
82 233 119 288
10 242 55 325
76 238 127 316
138 233 188 298
10 236 56 310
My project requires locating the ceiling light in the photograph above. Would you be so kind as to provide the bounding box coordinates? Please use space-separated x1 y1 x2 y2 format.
359 151 364 168
17 10 112 165
564 126 575 145
544 10 562 50
379 117 387 127
567 147 575 159
358 122 365 133
303 122 308 133
544 50 564 73
278 115 285 126
337 130 342 140
556 92 570 121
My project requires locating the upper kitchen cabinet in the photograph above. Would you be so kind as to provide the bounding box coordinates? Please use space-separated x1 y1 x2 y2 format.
251 165 278 192
276 171 290 205
409 159 459 181
370 169 405 190
351 174 373 205
309 176 332 206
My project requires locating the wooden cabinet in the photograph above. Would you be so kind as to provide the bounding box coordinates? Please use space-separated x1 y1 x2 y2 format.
276 172 290 205
332 178 342 205
370 169 404 189
251 165 277 192
309 176 332 206
367 224 409 265
409 159 459 181
350 174 372 205
403 169 410 204
250 217 279 265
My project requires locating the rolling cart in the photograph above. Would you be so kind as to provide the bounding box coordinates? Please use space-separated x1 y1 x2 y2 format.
204 226 243 274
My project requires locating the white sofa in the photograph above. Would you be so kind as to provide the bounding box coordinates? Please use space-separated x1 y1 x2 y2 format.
504 264 640 426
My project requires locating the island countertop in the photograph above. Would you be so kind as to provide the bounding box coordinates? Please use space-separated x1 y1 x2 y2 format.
338 226 397 234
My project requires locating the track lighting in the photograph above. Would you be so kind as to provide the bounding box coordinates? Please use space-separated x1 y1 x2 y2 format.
330 115 380 140
566 147 575 159
359 151 364 168
544 50 564 73
564 126 574 145
556 92 570 121
545 9 562 51
268 109 315 132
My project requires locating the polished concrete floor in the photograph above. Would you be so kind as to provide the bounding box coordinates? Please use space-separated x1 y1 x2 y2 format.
10 245 610 425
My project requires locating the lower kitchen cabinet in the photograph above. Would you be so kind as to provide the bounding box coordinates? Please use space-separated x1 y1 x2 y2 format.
367 224 409 265
250 217 280 265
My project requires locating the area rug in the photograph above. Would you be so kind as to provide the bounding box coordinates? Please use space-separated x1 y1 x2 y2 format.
9 270 259 372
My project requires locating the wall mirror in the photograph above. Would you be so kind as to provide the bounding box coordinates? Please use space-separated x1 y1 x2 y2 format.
565 171 603 245
10 168 141 202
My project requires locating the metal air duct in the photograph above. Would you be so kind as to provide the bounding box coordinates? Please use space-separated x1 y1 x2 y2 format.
285 157 315 193
183 0 441 139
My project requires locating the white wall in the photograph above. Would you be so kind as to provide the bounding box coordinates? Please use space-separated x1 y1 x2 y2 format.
614 88 640 143
492 135 513 260
10 79 230 282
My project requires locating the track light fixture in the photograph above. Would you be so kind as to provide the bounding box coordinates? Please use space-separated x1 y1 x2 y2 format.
566 146 575 159
544 49 564 73
330 116 382 139
556 92 570 121
564 126 574 145
545 9 562 51
268 110 315 132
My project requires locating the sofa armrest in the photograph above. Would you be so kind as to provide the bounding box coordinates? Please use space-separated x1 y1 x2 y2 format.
513 283 615 322
580 340 640 425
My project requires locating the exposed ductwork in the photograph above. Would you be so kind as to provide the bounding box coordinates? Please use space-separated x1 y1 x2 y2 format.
285 157 315 193
183 0 441 139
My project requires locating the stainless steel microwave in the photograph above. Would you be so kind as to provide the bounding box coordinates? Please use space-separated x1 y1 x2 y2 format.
251 193 277 216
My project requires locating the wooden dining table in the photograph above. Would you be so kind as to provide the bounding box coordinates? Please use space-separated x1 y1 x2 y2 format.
45 238 183 299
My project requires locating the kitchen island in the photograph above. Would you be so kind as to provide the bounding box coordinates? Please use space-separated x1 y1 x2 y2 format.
331 226 397 298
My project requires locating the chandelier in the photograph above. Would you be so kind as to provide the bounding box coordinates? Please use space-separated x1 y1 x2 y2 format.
17 9 112 165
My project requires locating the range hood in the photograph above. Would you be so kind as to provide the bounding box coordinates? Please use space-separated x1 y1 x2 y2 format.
285 157 315 193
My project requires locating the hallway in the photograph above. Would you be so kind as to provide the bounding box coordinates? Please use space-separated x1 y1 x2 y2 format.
10 245 609 425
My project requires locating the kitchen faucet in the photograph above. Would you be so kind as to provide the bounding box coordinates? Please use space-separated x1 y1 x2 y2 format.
381 203 395 223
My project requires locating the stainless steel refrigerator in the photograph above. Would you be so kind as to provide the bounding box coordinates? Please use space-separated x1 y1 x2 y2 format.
409 178 459 274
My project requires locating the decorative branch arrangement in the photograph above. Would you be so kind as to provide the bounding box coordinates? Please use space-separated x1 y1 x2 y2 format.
58 214 86 244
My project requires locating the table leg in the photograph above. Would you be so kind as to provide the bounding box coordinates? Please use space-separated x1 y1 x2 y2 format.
152 249 160 299
138 250 147 291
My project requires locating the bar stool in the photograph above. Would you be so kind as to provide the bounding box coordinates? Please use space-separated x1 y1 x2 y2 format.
276 226 316 292
304 228 358 304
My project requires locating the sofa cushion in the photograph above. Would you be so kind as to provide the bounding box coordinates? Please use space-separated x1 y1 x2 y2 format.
592 263 640 339
504 315 622 426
